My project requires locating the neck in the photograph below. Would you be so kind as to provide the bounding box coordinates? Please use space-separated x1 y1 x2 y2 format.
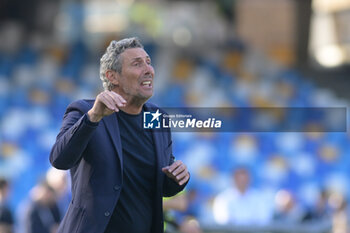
119 104 143 114
237 187 247 194
120 97 147 114
112 89 149 114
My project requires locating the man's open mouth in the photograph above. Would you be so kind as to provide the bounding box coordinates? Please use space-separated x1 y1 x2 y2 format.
141 80 152 87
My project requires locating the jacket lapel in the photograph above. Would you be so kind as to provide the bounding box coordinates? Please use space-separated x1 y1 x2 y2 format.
102 113 123 168
144 104 165 170
152 130 165 169
145 104 165 226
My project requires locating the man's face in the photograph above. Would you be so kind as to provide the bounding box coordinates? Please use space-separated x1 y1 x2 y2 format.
116 48 154 103
233 169 250 193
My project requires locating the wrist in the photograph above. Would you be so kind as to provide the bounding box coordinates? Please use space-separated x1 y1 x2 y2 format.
87 110 102 122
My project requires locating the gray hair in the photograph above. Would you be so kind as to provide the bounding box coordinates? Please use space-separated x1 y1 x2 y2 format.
100 37 143 91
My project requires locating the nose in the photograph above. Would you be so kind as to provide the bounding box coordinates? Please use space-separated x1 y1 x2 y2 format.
144 63 154 77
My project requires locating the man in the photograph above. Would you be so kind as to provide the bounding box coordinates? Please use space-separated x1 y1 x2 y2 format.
213 167 273 226
0 178 14 233
25 181 61 233
50 37 190 233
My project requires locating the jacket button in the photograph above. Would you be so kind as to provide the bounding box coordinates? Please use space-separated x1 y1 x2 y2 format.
114 185 120 191
104 211 110 217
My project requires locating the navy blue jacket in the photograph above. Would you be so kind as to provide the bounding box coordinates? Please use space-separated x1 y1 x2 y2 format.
49 99 186 233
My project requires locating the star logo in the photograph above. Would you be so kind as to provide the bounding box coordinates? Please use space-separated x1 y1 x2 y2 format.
144 109 162 129
150 109 162 123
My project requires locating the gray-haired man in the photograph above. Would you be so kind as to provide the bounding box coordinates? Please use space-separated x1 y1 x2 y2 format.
50 37 190 233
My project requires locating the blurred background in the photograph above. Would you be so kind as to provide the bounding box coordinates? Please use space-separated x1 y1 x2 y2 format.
1 0 350 232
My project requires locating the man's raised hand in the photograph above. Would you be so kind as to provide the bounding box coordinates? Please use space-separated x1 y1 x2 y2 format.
87 91 127 122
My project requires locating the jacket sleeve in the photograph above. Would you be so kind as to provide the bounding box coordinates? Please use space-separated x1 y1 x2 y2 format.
49 101 99 170
162 157 190 197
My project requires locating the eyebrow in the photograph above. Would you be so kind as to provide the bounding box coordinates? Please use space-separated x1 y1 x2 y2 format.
130 56 151 63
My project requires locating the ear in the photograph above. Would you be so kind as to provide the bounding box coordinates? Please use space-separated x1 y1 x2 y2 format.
106 70 119 86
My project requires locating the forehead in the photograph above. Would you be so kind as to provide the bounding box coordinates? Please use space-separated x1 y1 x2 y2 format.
121 48 150 61
234 169 249 177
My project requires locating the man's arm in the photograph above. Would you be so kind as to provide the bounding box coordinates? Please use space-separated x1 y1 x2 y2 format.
50 91 126 170
49 105 99 170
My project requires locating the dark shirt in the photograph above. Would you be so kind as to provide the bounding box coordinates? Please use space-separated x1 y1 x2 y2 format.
26 202 61 233
104 110 156 233
0 203 14 225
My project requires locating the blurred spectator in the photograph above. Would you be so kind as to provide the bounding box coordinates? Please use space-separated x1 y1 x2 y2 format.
163 191 202 233
330 192 349 233
0 178 14 233
0 224 13 233
273 189 305 223
213 167 273 226
179 216 202 233
24 180 61 233
163 191 187 232
302 189 331 222
45 168 70 217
